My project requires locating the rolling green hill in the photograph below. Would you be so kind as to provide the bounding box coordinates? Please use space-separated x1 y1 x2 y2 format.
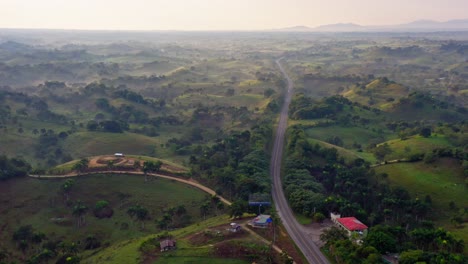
374 158 467 248
0 174 213 263
343 78 409 109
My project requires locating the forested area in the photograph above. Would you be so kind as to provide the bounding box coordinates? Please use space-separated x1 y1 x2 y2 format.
0 155 31 180
286 92 467 263
189 122 273 205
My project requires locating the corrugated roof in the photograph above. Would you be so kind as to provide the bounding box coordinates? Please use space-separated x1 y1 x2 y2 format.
160 239 176 248
252 214 272 224
337 217 368 231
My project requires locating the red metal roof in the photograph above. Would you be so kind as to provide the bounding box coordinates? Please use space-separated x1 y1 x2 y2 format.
337 217 368 231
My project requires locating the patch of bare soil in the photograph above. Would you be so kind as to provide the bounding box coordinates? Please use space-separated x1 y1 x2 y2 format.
249 225 305 264
188 224 247 246
214 239 281 264
161 164 186 173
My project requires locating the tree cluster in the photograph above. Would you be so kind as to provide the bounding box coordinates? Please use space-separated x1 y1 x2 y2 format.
0 155 31 180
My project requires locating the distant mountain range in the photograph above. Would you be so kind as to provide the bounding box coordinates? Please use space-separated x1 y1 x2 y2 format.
276 19 468 32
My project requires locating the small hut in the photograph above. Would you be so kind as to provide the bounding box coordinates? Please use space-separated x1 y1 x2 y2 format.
160 239 176 251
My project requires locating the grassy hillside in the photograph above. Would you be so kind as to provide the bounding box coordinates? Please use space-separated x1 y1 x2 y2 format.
0 174 212 262
343 78 409 109
380 134 453 160
375 158 467 245
62 132 161 158
84 215 258 264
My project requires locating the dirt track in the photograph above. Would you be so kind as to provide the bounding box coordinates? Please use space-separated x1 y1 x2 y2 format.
28 171 294 258
29 171 231 206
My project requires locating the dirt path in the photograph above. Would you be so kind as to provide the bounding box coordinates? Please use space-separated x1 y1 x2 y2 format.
28 171 303 260
29 171 231 206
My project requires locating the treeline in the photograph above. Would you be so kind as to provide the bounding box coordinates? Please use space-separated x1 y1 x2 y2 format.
370 45 424 57
289 94 374 120
322 224 465 264
0 155 31 180
0 90 68 124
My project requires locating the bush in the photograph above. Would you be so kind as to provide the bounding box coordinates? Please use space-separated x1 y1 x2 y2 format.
313 212 325 223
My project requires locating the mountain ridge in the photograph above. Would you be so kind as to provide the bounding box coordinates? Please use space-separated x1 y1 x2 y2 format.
277 19 468 32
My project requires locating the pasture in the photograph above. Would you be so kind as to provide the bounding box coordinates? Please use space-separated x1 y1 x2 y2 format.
375 158 467 245
0 174 210 261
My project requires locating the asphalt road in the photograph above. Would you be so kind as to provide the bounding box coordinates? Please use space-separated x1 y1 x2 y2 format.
271 58 330 264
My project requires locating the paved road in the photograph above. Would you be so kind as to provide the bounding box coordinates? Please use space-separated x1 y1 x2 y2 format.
271 58 330 264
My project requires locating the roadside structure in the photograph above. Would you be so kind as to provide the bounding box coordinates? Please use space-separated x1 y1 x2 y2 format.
249 214 272 228
331 213 368 238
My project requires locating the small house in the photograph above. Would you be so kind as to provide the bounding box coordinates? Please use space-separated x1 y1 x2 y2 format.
249 214 272 228
114 153 124 157
331 213 368 237
160 239 176 252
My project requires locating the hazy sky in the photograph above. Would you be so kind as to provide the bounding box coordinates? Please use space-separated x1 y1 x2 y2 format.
0 0 467 30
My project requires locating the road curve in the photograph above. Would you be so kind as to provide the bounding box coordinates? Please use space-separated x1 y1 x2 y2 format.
272 58 330 264
30 171 232 206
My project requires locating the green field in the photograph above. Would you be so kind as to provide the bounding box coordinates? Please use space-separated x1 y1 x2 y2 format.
0 174 211 261
306 126 386 148
375 158 467 244
381 134 453 160
307 138 374 164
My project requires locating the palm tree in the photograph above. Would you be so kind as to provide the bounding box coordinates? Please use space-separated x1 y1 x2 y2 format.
72 200 88 228
211 195 220 215
199 202 210 220
127 205 149 229
62 179 75 201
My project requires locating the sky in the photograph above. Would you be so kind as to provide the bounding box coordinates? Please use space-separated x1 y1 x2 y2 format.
0 0 467 31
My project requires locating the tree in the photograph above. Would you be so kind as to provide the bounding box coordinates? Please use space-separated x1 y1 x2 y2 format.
320 226 348 248
229 200 247 219
313 212 326 223
420 127 432 138
142 160 162 182
72 158 88 175
210 195 221 215
61 179 75 201
72 200 88 228
84 235 101 250
199 201 210 220
364 230 397 254
399 249 424 264
127 205 149 229
93 200 113 219
373 143 392 161
13 225 33 250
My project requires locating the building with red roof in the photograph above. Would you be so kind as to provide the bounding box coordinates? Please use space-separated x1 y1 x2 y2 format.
330 213 368 237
